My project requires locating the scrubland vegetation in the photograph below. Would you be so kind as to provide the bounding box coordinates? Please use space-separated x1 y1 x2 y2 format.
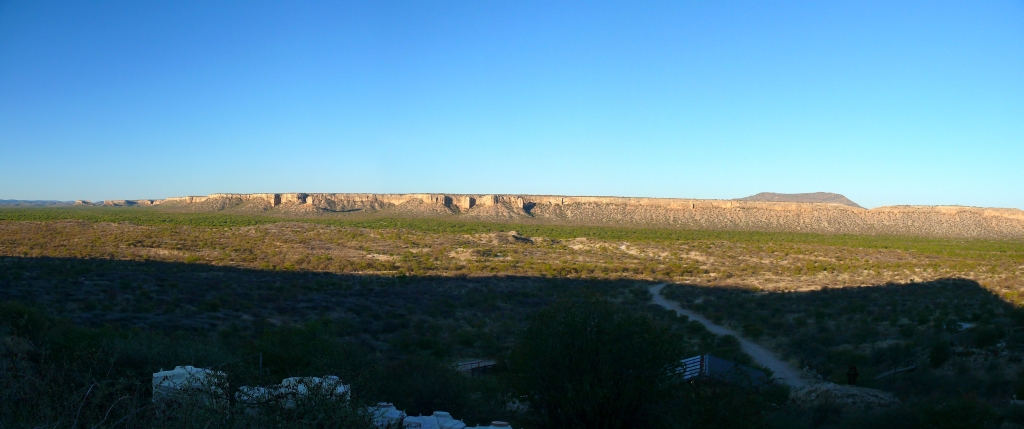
665 279 1024 394
2 207 1024 428
2 207 1021 289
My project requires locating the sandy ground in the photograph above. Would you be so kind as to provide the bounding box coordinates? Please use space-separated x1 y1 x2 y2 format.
649 283 812 387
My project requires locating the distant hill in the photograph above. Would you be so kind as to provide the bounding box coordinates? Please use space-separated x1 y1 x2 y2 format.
0 200 74 207
736 192 863 208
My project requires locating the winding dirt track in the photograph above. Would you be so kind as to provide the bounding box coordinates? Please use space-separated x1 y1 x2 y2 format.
649 284 811 387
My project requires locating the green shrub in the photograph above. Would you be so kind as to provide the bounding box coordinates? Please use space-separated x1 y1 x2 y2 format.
973 326 1003 349
929 342 952 368
507 296 687 429
742 323 766 339
917 397 998 429
375 356 470 418
0 301 50 339
672 379 790 429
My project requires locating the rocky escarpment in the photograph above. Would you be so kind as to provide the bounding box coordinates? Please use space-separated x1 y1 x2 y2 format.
121 193 1024 239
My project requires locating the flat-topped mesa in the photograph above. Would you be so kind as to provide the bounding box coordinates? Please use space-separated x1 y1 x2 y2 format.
101 199 157 207
143 193 1024 238
155 193 1024 215
161 193 526 210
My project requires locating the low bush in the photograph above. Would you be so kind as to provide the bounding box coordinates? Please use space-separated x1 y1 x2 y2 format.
507 297 689 429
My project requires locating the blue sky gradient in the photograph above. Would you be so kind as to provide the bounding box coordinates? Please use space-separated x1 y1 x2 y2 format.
1 1 1021 208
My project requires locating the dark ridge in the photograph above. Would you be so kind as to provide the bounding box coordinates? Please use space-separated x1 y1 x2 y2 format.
735 192 863 208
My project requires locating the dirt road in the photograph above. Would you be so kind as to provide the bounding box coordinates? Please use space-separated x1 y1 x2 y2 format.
649 284 811 387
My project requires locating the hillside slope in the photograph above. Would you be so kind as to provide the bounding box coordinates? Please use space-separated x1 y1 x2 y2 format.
736 192 863 208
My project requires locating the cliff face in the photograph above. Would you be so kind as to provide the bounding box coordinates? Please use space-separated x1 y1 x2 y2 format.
137 193 1024 239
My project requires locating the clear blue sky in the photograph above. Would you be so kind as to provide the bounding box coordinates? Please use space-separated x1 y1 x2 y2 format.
1 1 1021 208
